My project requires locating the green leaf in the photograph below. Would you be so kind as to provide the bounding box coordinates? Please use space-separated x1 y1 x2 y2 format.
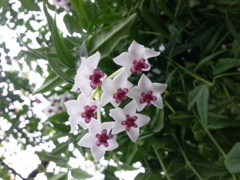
48 112 69 123
149 109 164 133
188 84 209 126
213 58 240 75
0 0 8 8
43 3 54 33
196 84 209 126
63 14 83 34
52 17 75 68
47 56 75 84
33 71 64 94
48 172 68 180
126 142 138 165
225 142 240 173
188 85 204 110
194 50 227 72
86 13 136 57
21 0 40 11
169 111 193 127
36 151 68 167
71 168 93 179
140 3 169 37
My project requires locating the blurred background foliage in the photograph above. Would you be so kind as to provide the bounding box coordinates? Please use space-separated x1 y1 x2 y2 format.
1 0 240 179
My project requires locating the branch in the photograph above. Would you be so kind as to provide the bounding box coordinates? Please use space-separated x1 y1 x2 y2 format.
0 158 26 180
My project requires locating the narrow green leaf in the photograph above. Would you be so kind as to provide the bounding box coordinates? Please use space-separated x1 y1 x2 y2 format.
169 111 193 127
43 3 54 32
48 172 68 180
126 142 138 165
157 0 175 20
213 58 240 75
69 0 89 28
86 13 137 57
194 50 227 72
188 85 204 110
226 11 240 44
51 143 69 155
63 14 83 34
47 112 69 123
71 168 93 179
47 56 75 84
225 142 240 173
150 109 164 133
196 84 209 126
140 4 169 37
52 17 75 68
33 71 64 94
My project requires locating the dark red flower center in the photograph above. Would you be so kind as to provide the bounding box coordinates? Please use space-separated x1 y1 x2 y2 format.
81 105 97 123
89 68 105 89
121 115 138 131
113 88 129 103
130 58 149 74
139 90 157 106
96 129 112 147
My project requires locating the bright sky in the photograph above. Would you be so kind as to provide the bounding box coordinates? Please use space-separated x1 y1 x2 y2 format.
0 1 144 180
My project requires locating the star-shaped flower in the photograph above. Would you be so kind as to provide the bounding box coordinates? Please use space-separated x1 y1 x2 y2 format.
72 51 106 96
110 101 150 142
113 41 160 75
64 93 99 132
101 70 133 107
78 120 118 162
128 74 167 111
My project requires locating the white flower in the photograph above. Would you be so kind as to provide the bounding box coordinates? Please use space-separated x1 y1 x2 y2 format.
53 0 64 8
110 101 150 142
128 74 167 111
64 93 99 132
78 120 118 162
72 51 106 96
101 70 133 106
43 106 56 117
113 41 160 75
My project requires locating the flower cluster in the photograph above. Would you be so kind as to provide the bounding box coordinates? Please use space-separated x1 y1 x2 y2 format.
65 41 167 161
52 0 72 11
43 93 72 117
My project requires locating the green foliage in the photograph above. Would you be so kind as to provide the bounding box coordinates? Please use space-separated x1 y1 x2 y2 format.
1 0 240 179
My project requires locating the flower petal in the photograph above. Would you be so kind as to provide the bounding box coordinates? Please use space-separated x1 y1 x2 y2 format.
128 40 146 60
91 145 105 162
126 127 139 142
136 114 150 127
143 48 160 59
64 100 81 115
124 101 137 115
86 51 101 70
138 74 152 91
89 120 102 134
113 52 134 70
69 115 80 132
112 120 125 134
152 95 164 109
105 139 119 151
78 133 95 148
153 83 167 94
80 83 92 97
110 108 125 122
102 122 114 133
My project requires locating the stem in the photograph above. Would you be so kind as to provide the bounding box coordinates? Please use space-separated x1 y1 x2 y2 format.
172 133 204 180
107 67 124 79
164 100 175 113
203 128 237 180
97 89 101 122
167 57 213 86
152 145 171 180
